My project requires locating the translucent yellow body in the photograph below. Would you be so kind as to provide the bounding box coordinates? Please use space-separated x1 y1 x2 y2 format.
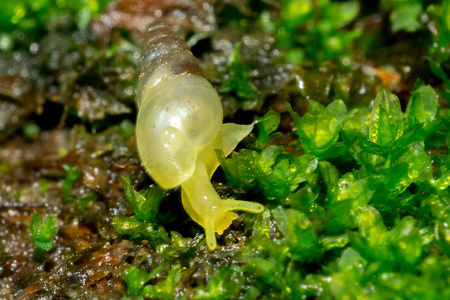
136 74 263 250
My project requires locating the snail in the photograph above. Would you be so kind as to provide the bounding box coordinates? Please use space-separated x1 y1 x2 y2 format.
135 22 263 250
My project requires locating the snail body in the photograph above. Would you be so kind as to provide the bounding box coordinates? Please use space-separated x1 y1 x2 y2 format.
136 23 263 250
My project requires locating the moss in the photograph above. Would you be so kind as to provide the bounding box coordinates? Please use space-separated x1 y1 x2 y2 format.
0 0 449 299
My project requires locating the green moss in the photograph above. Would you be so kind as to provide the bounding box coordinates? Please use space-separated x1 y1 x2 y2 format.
269 0 362 64
0 0 111 36
27 212 59 258
121 176 163 223
61 164 82 203
112 177 169 247
219 43 261 107
1 0 450 298
61 164 99 212
214 86 450 298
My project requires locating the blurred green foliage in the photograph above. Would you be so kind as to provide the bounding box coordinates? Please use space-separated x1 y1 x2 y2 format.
256 0 450 64
0 0 109 54
219 43 260 103
381 0 424 32
62 164 99 212
429 59 450 103
61 164 82 203
259 0 361 64
0 0 110 35
22 121 40 139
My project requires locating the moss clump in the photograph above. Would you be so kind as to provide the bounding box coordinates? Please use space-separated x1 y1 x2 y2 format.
0 0 449 299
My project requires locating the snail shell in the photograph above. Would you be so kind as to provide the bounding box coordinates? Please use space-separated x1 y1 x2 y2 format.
136 22 263 250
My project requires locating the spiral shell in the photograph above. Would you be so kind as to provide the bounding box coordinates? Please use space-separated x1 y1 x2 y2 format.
136 22 263 250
